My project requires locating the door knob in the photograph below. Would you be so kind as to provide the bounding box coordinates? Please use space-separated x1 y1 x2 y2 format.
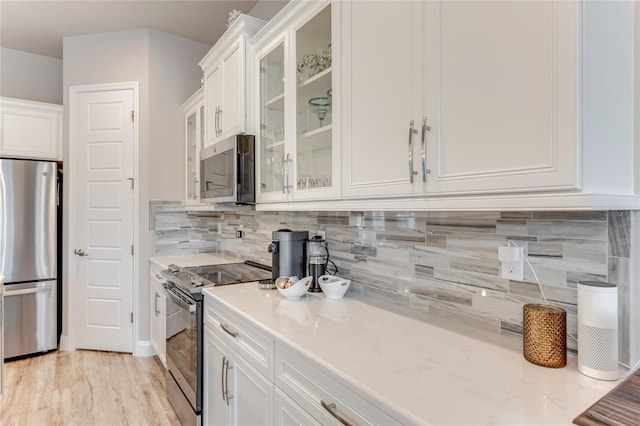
74 249 88 257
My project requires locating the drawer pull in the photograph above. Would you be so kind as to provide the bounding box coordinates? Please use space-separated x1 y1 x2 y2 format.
321 400 353 426
220 323 238 338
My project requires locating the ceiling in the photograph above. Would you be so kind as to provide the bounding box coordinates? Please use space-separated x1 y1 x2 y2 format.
0 0 261 59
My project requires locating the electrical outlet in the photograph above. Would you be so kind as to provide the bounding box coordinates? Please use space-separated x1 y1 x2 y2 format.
499 246 524 281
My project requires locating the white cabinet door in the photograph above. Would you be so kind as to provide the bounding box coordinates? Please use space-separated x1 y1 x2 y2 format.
341 1 423 199
0 97 62 160
273 388 321 426
200 16 265 148
184 89 205 205
422 1 578 195
229 348 273 426
203 325 231 426
204 64 223 149
149 267 166 366
342 1 580 200
220 40 244 141
254 1 341 204
203 326 273 426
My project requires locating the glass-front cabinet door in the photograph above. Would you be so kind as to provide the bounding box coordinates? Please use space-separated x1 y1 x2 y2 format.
255 1 340 204
258 40 286 198
184 88 204 205
294 4 335 197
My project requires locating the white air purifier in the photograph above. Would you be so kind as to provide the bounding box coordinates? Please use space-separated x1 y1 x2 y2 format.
577 281 618 380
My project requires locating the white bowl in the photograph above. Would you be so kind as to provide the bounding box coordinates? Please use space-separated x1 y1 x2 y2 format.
318 275 351 300
276 275 312 299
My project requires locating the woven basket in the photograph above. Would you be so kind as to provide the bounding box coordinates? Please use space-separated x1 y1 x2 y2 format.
523 304 567 368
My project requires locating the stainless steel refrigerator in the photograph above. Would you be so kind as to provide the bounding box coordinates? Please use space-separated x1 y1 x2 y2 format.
0 158 58 359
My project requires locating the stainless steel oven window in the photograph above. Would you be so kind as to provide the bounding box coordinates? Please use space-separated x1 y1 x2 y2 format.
164 284 202 420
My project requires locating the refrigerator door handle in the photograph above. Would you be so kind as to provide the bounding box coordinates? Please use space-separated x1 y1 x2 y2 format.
4 282 54 297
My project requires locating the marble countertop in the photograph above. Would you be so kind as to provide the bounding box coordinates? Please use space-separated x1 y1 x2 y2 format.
149 253 240 270
202 283 619 425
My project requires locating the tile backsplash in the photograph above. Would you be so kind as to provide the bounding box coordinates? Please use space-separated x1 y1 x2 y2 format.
151 202 638 366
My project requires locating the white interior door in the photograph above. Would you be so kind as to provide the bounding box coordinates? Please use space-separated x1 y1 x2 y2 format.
72 87 135 352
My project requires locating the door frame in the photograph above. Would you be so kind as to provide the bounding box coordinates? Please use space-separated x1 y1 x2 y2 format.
66 81 140 353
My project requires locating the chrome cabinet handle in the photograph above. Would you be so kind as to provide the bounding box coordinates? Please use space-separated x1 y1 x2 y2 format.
223 357 233 406
74 249 88 257
215 106 223 136
154 292 160 316
408 120 418 183
220 323 238 338
420 115 431 182
281 153 286 194
321 400 353 426
214 106 220 136
221 355 227 402
285 153 292 195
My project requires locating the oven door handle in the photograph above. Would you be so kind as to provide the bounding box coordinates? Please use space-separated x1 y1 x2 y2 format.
163 284 196 313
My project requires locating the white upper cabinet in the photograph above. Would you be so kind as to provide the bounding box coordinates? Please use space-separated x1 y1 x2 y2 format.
0 97 63 161
200 15 265 148
341 1 637 209
253 1 341 205
422 1 578 195
183 89 205 205
341 1 421 199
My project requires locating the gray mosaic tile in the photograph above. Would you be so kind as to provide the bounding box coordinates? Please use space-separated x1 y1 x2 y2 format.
609 256 631 366
150 205 637 366
532 211 608 221
608 211 632 258
496 220 528 236
527 220 608 241
527 241 563 258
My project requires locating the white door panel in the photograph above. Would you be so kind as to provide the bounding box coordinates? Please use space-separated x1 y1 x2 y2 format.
73 87 135 353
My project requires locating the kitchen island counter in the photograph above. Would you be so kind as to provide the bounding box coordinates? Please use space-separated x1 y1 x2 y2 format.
203 283 619 425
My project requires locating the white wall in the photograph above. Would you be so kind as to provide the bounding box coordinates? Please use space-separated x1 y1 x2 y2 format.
249 0 289 21
62 29 210 352
0 47 63 104
148 30 210 201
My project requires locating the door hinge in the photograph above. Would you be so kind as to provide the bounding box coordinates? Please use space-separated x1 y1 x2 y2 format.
130 312 134 323
131 110 135 122
131 244 134 255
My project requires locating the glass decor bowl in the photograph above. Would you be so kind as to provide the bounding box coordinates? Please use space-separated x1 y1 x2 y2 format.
309 96 331 127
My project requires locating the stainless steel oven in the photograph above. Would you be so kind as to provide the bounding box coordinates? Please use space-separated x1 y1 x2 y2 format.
161 261 271 425
164 281 201 426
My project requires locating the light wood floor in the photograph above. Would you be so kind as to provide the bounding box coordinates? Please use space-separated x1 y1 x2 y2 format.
0 350 180 426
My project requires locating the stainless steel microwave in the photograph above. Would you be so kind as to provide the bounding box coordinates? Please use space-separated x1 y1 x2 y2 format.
200 134 255 204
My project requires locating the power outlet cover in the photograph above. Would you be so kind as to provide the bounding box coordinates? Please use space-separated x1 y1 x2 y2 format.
500 247 524 281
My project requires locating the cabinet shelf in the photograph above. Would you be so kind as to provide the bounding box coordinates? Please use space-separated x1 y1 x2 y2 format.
265 93 285 110
297 67 332 89
264 140 285 150
300 123 332 139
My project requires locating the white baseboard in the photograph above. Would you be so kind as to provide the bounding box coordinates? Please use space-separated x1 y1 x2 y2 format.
134 340 156 357
59 335 73 351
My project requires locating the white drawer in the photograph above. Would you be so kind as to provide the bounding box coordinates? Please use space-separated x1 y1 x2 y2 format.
275 343 402 426
204 296 274 381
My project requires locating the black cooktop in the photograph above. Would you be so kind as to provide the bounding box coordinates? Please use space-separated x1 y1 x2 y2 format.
161 260 271 295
